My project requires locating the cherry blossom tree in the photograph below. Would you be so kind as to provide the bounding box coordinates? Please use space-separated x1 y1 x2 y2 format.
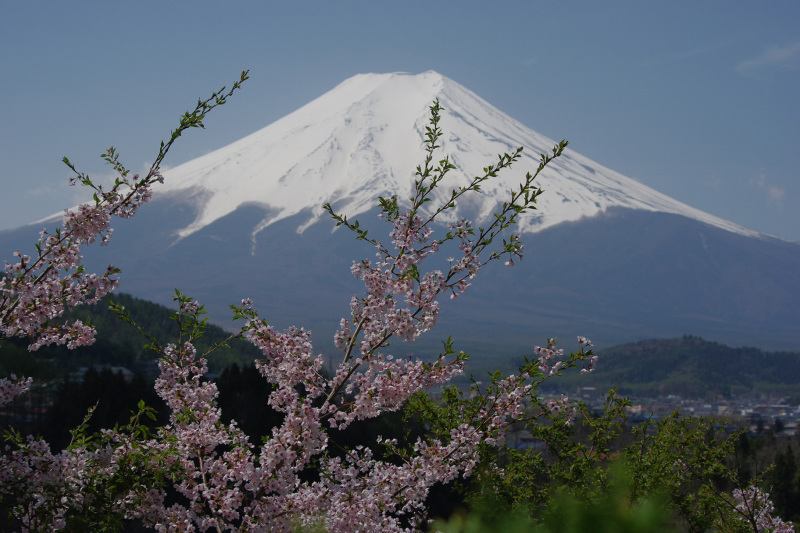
100 101 592 532
0 80 593 531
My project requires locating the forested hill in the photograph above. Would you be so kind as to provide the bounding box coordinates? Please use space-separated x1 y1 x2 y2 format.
0 293 261 378
4 293 800 400
547 335 800 398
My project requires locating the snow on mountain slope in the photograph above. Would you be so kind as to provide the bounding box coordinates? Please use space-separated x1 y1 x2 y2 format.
157 71 760 244
7 71 797 352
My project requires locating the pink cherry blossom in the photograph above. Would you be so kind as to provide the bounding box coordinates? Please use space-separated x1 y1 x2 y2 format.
0 95 607 531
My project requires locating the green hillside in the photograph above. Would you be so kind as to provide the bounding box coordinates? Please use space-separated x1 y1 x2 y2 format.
545 335 800 398
0 293 261 378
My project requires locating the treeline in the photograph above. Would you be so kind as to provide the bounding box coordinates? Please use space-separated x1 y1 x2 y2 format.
544 335 800 398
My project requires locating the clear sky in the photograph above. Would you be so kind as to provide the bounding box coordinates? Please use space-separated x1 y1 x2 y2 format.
1 1 798 241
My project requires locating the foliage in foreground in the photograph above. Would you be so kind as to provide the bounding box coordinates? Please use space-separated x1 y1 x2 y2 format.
429 388 796 532
435 465 679 533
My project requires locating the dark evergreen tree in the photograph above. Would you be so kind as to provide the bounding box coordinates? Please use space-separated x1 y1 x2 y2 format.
43 367 165 450
767 443 800 522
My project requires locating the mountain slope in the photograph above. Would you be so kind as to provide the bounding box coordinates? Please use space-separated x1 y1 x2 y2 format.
3 71 798 358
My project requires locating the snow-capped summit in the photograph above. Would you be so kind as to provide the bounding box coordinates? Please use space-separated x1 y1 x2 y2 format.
160 71 758 242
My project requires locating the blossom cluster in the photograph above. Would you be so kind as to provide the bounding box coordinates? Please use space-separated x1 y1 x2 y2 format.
92 293 538 532
0 374 33 407
0 153 169 353
0 169 155 407
733 486 795 533
0 429 125 531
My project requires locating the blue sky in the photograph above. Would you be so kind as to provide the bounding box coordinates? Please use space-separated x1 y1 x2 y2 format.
1 1 798 241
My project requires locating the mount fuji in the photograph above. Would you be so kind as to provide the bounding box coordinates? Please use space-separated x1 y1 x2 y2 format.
3 71 798 359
